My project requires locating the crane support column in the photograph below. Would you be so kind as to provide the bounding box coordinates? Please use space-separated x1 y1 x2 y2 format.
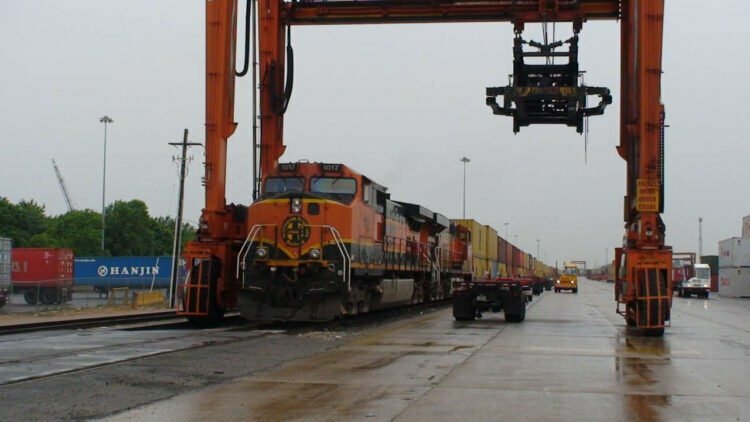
615 0 672 336
258 0 287 177
180 0 243 321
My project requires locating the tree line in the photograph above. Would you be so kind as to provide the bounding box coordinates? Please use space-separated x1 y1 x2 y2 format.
0 198 195 257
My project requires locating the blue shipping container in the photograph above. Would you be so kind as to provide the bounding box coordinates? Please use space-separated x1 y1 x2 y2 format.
74 256 174 291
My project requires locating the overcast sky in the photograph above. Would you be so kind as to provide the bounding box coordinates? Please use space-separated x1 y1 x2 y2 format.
2 1 749 267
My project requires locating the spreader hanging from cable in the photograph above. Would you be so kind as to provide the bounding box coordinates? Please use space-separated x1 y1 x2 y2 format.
486 29 611 134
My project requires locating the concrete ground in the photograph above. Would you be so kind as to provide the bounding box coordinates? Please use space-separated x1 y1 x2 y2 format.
103 278 750 422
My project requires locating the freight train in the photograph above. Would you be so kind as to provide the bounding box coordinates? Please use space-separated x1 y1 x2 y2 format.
233 162 554 322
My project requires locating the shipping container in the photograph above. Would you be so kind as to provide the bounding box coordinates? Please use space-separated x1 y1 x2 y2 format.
498 237 508 265
0 237 10 287
700 255 719 275
11 248 74 304
12 248 73 285
718 267 750 297
74 256 174 292
743 215 750 238
485 225 498 266
710 274 718 292
472 256 491 279
718 238 750 268
453 220 485 258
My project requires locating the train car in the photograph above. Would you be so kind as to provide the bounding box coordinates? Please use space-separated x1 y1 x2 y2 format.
235 162 472 321
74 256 174 294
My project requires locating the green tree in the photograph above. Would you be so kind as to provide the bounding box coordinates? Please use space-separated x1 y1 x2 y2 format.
105 200 156 256
151 216 197 255
48 210 102 256
0 198 49 247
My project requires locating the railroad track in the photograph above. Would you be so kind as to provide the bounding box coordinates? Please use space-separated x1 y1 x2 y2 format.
0 311 185 335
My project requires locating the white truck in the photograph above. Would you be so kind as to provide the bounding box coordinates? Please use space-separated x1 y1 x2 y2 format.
676 263 711 298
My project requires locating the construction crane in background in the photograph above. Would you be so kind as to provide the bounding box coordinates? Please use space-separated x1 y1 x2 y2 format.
51 159 76 212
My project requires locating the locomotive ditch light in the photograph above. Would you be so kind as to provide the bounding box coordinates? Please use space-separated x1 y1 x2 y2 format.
486 32 612 133
256 247 268 258
290 198 302 214
309 248 321 259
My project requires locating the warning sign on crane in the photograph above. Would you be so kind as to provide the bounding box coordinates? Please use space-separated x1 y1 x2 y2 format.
636 179 660 212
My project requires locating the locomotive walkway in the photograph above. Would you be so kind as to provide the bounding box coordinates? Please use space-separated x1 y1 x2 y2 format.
104 278 750 421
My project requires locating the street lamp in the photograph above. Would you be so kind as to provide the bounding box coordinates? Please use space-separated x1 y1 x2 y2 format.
460 156 470 219
698 217 703 263
99 115 113 253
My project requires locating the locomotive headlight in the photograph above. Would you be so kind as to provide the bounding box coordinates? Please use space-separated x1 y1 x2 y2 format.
309 248 321 259
255 247 268 258
290 198 302 214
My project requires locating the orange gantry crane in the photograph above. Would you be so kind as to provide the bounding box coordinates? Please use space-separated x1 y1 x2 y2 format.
181 0 672 336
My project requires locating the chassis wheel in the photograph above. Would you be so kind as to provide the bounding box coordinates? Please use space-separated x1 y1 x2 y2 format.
642 327 665 337
24 290 38 305
41 289 59 305
505 305 526 323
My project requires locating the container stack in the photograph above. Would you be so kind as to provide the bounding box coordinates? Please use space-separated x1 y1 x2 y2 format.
718 216 750 297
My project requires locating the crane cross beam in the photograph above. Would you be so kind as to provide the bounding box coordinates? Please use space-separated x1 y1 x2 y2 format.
284 0 621 25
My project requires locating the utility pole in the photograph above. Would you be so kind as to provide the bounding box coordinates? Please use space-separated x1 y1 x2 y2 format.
698 217 703 263
168 129 201 308
460 157 470 219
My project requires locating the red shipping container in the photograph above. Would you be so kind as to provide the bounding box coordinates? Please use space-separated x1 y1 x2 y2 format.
711 274 718 292
11 248 74 289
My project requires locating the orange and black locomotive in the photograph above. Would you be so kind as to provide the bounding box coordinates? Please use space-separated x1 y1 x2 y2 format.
237 162 472 321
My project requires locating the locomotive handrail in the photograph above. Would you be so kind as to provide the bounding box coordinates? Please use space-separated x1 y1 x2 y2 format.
237 223 351 292
306 225 351 292
237 224 276 280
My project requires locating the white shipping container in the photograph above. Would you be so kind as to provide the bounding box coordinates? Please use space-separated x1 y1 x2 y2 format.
718 267 750 297
718 238 750 268
743 215 750 238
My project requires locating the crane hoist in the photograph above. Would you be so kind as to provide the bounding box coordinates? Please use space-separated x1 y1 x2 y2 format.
181 0 672 336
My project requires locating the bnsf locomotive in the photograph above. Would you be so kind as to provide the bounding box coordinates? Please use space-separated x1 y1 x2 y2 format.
237 162 472 321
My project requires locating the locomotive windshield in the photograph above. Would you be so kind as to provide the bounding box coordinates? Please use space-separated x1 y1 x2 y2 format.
264 177 304 195
311 177 356 202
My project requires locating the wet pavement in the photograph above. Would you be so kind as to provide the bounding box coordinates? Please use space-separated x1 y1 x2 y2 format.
104 279 750 422
0 326 268 385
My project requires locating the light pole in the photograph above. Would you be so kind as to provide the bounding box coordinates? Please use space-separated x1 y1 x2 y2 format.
698 217 703 263
536 238 540 258
460 156 470 219
99 115 113 253
504 222 509 241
